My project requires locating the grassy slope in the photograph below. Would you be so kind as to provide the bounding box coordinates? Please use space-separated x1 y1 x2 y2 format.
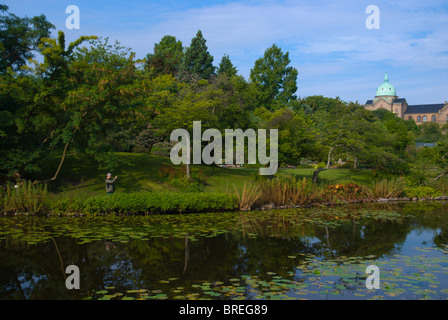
41 152 373 199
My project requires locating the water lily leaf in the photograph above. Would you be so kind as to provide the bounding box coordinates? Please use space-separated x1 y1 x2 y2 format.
96 290 108 295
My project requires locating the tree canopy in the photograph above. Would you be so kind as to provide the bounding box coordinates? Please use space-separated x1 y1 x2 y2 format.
0 6 445 183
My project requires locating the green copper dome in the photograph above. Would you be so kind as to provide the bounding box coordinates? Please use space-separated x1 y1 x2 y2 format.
376 72 396 96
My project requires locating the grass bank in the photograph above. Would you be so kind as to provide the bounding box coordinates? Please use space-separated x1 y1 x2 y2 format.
2 152 446 215
36 152 374 198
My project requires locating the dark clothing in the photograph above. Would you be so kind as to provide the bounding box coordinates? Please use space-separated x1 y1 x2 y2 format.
105 178 116 193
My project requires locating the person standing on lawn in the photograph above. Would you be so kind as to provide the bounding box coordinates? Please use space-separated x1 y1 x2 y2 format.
105 173 118 195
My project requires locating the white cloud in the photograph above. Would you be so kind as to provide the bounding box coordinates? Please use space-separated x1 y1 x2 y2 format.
7 0 447 103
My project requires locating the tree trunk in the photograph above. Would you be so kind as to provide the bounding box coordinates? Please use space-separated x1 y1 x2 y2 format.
34 127 78 184
353 156 358 170
433 172 447 181
326 146 334 169
34 140 70 184
312 168 325 184
186 163 190 178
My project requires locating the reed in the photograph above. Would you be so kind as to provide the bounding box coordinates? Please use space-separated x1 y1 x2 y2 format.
233 183 262 211
370 177 405 198
0 180 48 213
257 176 320 206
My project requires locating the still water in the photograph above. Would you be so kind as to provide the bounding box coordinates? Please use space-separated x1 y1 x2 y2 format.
1 201 448 300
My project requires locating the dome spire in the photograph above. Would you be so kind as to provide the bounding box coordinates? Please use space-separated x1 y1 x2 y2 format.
375 72 396 97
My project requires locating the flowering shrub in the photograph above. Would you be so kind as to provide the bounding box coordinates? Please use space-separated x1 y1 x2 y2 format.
322 183 370 201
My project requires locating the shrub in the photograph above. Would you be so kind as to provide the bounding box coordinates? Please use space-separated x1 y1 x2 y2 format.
430 177 448 196
51 192 239 215
403 186 441 199
168 177 204 192
314 162 327 169
159 166 208 192
322 183 370 202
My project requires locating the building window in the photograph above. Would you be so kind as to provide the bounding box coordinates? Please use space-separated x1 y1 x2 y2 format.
423 116 427 122
417 116 421 122
408 116 413 120
432 115 436 122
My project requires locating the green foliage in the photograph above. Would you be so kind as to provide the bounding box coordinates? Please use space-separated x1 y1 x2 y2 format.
416 122 443 143
295 95 345 114
0 180 48 213
0 5 442 194
314 162 327 169
52 192 238 215
145 35 183 77
322 183 371 202
256 176 319 206
0 5 54 73
431 177 448 195
250 44 298 109
159 165 208 192
403 186 441 199
217 54 237 78
258 108 314 166
179 30 215 80
370 177 406 198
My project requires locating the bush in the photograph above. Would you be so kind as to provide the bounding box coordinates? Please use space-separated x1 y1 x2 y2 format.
322 183 370 202
403 186 441 199
159 166 208 192
314 162 327 169
52 192 239 215
430 177 448 196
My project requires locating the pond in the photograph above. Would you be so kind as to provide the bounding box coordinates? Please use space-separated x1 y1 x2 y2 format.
1 201 448 300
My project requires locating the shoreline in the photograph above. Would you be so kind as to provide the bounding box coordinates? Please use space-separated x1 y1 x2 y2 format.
2 195 448 217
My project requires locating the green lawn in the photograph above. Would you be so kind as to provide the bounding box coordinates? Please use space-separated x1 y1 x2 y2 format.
40 152 374 199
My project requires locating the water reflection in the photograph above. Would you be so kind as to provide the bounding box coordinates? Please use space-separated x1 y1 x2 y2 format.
0 201 447 300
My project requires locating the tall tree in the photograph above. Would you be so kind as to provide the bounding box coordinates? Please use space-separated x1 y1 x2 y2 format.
29 34 143 182
217 54 237 78
179 30 215 80
0 4 54 73
250 44 298 110
145 35 183 77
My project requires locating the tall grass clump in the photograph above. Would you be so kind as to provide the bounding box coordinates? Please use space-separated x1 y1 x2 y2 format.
233 183 262 211
370 177 406 198
0 180 48 214
257 176 320 206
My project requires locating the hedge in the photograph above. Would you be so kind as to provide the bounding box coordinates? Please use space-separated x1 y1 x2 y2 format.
52 192 239 215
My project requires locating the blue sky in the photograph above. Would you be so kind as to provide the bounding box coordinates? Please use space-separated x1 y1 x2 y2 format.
4 0 448 104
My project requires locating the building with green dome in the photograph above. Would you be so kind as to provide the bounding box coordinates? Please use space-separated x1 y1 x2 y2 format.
364 73 448 124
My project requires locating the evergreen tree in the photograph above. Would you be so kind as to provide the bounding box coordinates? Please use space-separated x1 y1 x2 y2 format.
145 35 183 76
250 44 298 109
180 30 215 80
217 54 237 77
